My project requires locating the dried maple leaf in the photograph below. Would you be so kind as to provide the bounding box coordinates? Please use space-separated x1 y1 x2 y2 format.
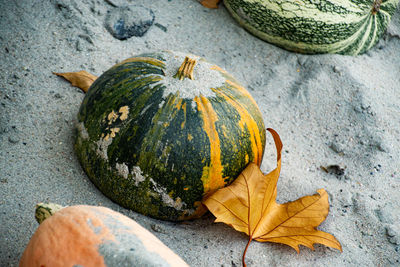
200 0 220 9
53 70 97 93
203 128 342 266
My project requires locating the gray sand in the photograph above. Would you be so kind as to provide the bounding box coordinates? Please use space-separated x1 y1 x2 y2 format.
1 0 399 266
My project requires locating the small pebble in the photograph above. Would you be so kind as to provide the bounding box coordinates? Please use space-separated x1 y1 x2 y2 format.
321 165 346 177
386 225 400 245
150 223 167 234
333 65 342 74
8 135 20 144
76 39 84 51
387 226 396 237
106 5 155 40
1 125 9 134
54 93 62 99
388 235 400 245
329 142 345 154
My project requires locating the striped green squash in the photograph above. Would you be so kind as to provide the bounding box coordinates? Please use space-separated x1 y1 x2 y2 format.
75 51 266 221
223 0 399 55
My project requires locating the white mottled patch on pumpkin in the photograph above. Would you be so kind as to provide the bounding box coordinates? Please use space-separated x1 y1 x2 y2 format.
130 166 146 186
190 100 197 111
158 100 165 109
116 163 129 179
160 51 225 99
96 137 113 161
150 178 185 211
76 122 89 140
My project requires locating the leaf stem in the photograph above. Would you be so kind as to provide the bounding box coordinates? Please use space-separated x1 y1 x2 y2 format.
242 235 252 267
200 0 220 9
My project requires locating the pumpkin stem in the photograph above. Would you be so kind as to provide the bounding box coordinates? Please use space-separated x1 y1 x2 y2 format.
35 203 64 224
371 0 382 14
174 57 197 80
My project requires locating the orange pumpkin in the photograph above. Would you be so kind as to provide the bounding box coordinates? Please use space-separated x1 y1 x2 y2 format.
20 203 189 267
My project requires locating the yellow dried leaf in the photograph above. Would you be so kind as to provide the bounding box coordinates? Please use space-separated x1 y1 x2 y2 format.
53 70 97 93
203 128 341 266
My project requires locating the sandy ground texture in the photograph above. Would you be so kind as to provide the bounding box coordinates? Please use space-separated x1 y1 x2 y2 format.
1 0 400 266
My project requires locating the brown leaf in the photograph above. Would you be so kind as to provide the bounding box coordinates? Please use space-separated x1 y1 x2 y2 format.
200 0 220 9
53 70 97 93
203 128 341 266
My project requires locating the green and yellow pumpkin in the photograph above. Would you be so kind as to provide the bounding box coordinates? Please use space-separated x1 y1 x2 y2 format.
75 51 266 221
203 0 399 55
20 203 189 267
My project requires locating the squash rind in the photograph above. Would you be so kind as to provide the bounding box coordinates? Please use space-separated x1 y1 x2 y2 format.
20 205 189 267
223 0 399 55
75 51 266 221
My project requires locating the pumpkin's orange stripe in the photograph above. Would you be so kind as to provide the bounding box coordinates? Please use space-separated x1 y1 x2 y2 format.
174 97 183 110
181 102 187 129
225 80 260 110
113 57 165 68
194 96 225 194
211 65 261 118
210 65 226 74
214 89 263 166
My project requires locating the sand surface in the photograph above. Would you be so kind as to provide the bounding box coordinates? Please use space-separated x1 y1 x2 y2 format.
1 0 399 266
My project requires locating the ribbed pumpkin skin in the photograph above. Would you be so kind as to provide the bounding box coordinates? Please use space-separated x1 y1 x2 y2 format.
224 0 398 55
75 51 266 221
